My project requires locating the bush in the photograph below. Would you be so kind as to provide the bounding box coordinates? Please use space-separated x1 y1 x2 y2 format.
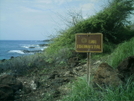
107 37 134 67
62 76 99 101
62 75 134 101
45 47 74 66
0 53 48 75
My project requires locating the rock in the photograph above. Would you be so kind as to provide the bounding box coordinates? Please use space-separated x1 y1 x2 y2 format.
53 90 60 98
64 71 75 77
21 79 39 92
23 86 31 94
0 75 23 91
93 60 101 65
22 50 42 53
1 59 6 62
93 63 122 87
63 78 70 83
117 56 134 81
75 66 83 71
48 71 60 79
39 44 49 47
0 75 23 100
0 85 14 101
30 80 39 90
0 68 3 74
29 46 35 48
10 56 14 59
67 57 79 67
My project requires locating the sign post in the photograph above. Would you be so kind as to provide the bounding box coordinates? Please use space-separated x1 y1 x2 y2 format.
75 33 103 86
87 52 91 86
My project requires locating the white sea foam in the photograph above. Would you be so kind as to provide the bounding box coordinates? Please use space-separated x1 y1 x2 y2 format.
8 50 25 54
22 45 29 49
41 46 47 51
21 44 48 53
22 44 40 49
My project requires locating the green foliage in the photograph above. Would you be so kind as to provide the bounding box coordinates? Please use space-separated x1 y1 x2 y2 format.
62 75 134 101
84 0 134 43
0 53 48 74
62 76 99 101
107 37 134 67
45 0 134 64
102 75 134 101
103 42 116 53
45 47 75 66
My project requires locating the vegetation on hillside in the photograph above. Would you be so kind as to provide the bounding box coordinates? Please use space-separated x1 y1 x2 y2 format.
108 37 134 67
43 0 134 100
62 74 134 101
62 36 134 101
0 0 134 101
45 0 134 66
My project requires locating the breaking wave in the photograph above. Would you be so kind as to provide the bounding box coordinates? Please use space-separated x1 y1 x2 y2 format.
8 50 25 54
22 44 47 50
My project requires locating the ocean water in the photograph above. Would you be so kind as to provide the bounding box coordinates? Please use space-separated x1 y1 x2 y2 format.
0 40 48 60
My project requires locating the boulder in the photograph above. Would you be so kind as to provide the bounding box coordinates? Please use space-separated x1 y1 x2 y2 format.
0 75 22 91
39 44 48 47
22 50 42 53
0 85 14 101
117 56 134 81
64 71 75 77
0 75 23 100
93 63 122 87
0 68 3 74
67 57 79 67
29 46 35 48
48 71 60 79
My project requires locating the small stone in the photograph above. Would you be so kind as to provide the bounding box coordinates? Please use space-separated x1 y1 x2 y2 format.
41 93 45 96
31 81 36 90
93 60 101 65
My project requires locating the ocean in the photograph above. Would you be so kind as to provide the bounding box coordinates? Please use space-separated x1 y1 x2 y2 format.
0 40 48 60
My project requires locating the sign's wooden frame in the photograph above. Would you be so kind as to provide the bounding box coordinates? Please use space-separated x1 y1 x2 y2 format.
75 33 103 53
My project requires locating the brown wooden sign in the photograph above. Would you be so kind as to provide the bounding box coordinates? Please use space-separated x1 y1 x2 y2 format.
75 33 103 53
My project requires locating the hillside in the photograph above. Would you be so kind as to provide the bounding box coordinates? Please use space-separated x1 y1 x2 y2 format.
0 0 134 101
45 0 134 65
0 37 134 101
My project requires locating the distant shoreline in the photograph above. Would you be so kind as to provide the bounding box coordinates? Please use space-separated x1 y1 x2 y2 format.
0 40 50 60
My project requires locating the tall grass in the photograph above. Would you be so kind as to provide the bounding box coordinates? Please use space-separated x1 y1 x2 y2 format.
62 76 100 101
62 75 134 101
102 75 134 101
107 37 134 67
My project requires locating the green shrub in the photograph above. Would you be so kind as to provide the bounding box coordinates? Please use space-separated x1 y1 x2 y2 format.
107 37 134 67
102 75 134 101
62 75 134 101
103 42 116 53
0 53 48 74
62 76 99 101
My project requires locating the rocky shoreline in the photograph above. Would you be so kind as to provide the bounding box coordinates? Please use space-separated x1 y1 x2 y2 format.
0 42 49 62
0 55 134 101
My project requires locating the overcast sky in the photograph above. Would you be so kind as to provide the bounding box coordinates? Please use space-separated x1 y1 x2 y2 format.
0 0 133 40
